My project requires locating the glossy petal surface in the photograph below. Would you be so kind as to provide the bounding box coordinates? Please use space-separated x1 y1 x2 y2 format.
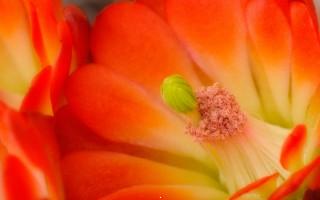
66 64 213 165
64 5 90 66
291 1 320 123
1 155 38 200
280 125 306 171
0 102 63 200
91 2 200 97
0 0 39 108
245 0 291 125
166 0 261 116
62 151 220 200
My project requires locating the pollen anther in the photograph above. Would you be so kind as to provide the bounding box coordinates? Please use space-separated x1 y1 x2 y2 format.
187 83 247 141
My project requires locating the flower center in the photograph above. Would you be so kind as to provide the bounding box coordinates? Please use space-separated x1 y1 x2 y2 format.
187 83 247 141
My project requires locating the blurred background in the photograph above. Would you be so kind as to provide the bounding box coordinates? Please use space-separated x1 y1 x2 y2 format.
64 0 114 21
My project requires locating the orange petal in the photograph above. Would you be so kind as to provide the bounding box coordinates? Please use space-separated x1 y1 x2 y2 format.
230 173 279 200
66 64 212 164
56 106 155 155
55 106 109 154
99 185 227 200
55 106 216 177
166 0 261 116
15 117 62 199
29 2 48 65
275 0 318 32
136 0 166 17
55 105 216 178
290 1 320 123
61 151 220 200
22 21 73 114
0 0 39 108
91 2 200 97
302 0 318 31
1 155 39 200
0 103 63 199
269 157 320 200
0 0 30 37
23 0 61 64
245 0 291 124
64 5 90 66
280 125 307 171
50 21 73 112
20 66 52 115
7 106 55 170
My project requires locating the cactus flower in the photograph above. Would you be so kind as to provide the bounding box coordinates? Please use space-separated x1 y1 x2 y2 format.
61 0 320 199
2 0 320 200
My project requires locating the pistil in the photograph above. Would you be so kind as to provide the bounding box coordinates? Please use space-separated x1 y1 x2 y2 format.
187 83 247 141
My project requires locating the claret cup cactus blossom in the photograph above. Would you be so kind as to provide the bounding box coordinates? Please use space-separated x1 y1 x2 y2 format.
1 0 320 200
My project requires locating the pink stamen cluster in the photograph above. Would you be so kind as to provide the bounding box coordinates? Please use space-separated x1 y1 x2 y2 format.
187 83 247 141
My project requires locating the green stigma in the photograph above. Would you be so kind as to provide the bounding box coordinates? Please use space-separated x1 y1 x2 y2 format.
161 74 197 113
